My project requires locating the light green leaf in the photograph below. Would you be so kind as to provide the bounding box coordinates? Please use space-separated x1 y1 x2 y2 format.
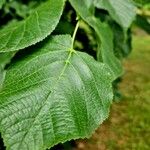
69 0 123 80
94 0 136 29
0 35 113 150
0 0 64 52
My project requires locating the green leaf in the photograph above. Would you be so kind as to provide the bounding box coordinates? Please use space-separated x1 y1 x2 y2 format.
69 0 123 80
0 35 113 150
109 21 132 58
91 18 123 79
94 0 136 29
135 15 150 34
0 0 64 52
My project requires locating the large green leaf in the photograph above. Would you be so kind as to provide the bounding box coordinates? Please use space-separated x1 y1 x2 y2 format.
94 0 136 29
0 0 64 52
0 35 113 150
69 0 123 80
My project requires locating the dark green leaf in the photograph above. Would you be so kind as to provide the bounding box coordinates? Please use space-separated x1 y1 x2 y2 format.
135 15 150 34
0 0 65 52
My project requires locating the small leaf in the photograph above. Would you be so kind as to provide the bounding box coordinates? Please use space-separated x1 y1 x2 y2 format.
94 0 136 29
0 0 65 52
0 35 113 150
69 0 123 79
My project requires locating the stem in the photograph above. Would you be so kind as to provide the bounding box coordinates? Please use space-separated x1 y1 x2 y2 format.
72 21 79 49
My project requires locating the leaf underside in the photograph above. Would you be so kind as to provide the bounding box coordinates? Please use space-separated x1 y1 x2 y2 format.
0 35 113 150
0 0 64 52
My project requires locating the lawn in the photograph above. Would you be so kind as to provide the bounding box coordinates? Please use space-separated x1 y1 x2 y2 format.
75 33 150 150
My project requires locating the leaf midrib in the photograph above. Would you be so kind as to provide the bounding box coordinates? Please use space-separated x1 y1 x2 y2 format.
15 49 73 149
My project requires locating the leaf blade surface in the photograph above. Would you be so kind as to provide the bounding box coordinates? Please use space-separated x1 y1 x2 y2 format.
0 35 113 150
0 0 64 52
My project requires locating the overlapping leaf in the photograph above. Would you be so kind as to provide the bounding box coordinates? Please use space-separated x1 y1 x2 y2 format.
0 35 113 150
69 0 123 80
0 0 64 52
94 0 136 29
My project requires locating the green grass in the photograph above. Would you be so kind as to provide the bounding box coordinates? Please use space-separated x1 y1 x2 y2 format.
75 34 150 150
119 35 150 150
